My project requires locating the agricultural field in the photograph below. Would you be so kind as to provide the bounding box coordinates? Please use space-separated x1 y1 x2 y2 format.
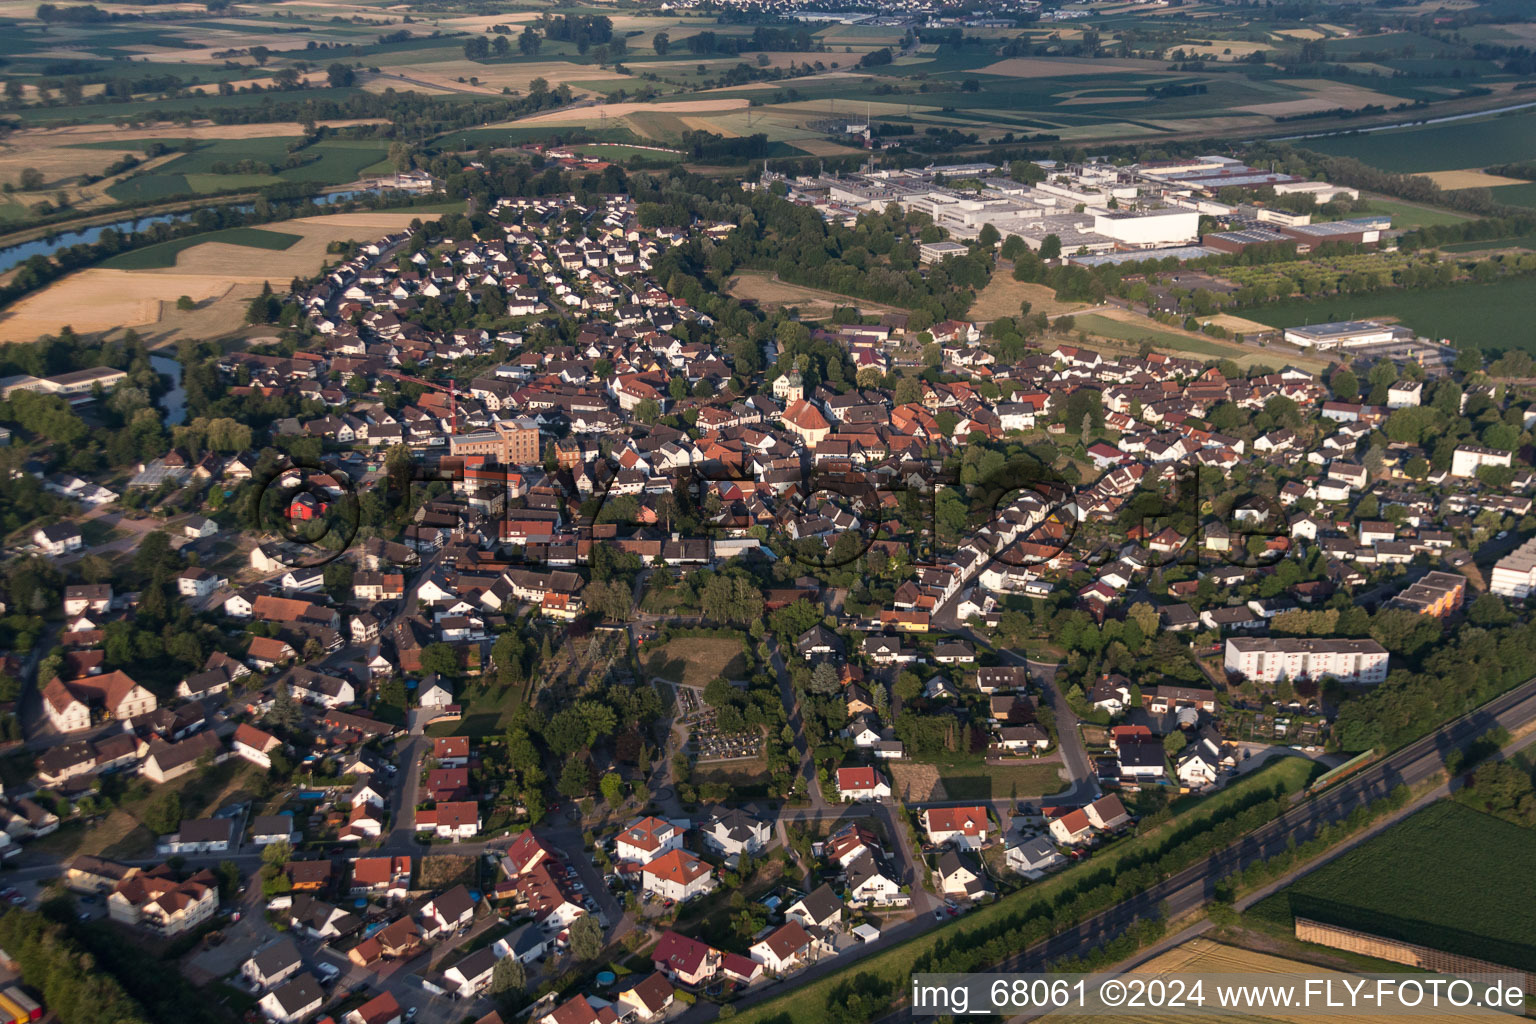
1069 311 1330 373
0 210 425 342
1296 107 1536 174
1241 276 1536 352
1247 801 1536 972
101 226 300 270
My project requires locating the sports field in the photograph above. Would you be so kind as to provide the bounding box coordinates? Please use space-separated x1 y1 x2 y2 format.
1248 801 1536 972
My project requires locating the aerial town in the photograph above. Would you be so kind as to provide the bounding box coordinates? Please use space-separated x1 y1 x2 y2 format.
0 0 1532 1021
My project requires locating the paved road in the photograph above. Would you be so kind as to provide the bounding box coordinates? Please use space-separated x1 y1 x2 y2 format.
703 678 1536 1024
865 675 1536 1023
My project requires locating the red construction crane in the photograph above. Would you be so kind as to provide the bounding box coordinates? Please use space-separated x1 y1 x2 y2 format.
379 369 459 435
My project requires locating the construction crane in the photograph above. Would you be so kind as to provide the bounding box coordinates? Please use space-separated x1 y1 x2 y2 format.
379 369 460 435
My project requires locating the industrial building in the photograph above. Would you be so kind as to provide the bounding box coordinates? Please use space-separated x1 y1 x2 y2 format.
1282 320 1399 350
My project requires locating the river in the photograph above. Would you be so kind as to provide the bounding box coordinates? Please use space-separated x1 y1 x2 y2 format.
0 187 381 276
151 353 186 427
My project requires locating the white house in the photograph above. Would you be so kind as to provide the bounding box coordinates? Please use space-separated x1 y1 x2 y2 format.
640 849 714 902
616 815 683 865
699 809 770 861
1005 835 1066 880
845 851 904 907
920 806 990 849
34 523 82 556
749 921 817 975
417 674 454 708
835 766 892 802
419 884 476 938
258 974 323 1023
242 938 304 990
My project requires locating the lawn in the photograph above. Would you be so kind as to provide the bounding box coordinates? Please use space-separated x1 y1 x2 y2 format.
643 636 748 687
1240 276 1536 353
425 680 524 738
1072 312 1215 351
1354 196 1471 228
1247 801 1536 972
936 761 1065 800
733 757 1317 1024
101 226 301 270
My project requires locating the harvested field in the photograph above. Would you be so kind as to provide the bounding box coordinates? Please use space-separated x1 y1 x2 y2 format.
888 762 947 802
1239 80 1403 117
970 274 1091 321
679 115 739 137
726 271 908 315
0 211 426 342
1161 39 1274 60
790 138 866 156
973 56 1166 77
374 59 629 96
1272 28 1326 40
1200 313 1277 335
23 119 386 145
0 269 242 340
1041 938 1497 1024
507 98 749 127
1422 168 1532 190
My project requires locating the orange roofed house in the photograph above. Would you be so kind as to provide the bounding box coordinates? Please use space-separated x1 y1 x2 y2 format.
43 670 156 733
107 864 219 936
920 806 991 850
639 849 714 902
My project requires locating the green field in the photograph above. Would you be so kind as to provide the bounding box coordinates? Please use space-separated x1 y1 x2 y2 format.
105 137 395 202
733 757 1317 1024
100 227 301 270
937 761 1064 799
1296 107 1536 173
1249 801 1536 972
1354 197 1471 228
1442 232 1536 253
1241 276 1536 352
1072 313 1238 358
1487 181 1536 209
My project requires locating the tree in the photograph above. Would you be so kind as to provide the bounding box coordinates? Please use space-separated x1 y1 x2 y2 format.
557 759 591 798
18 167 44 191
635 397 660 424
420 642 459 677
490 954 526 996
250 45 270 65
519 26 541 55
143 790 182 835
600 771 624 808
1038 234 1062 260
1330 366 1360 402
326 62 355 88
977 223 1000 248
569 912 603 960
652 31 669 55
809 660 840 695
175 295 195 311
1162 730 1186 757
